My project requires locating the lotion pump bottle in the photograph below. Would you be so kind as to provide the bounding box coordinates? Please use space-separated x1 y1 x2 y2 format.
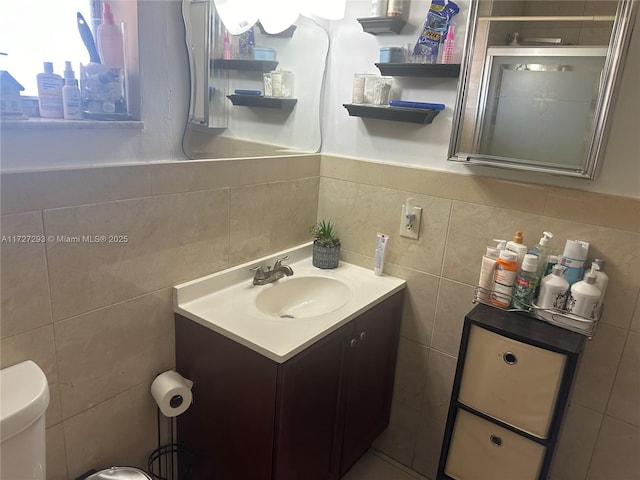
506 230 527 267
591 259 609 303
97 1 125 70
537 264 570 310
566 265 601 319
528 231 553 278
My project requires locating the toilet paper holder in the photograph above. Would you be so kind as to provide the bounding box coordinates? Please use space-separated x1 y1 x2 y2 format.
148 371 195 480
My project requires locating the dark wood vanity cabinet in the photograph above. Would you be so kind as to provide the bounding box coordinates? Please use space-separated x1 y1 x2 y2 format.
437 304 586 480
175 290 404 480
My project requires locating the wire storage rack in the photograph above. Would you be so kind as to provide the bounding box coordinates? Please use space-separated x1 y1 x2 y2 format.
473 286 599 338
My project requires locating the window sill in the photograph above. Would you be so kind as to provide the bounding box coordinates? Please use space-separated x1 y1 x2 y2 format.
0 117 144 131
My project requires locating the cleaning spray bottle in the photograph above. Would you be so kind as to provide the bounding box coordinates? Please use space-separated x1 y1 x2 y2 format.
97 1 124 70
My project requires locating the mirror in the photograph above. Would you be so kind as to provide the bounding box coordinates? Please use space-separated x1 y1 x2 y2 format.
448 0 637 179
181 0 328 159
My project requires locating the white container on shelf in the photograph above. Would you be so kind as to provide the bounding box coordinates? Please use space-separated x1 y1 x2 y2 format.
566 267 601 319
537 265 569 310
591 259 609 303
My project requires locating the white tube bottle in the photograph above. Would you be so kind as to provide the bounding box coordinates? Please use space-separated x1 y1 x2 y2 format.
374 233 389 276
477 240 504 302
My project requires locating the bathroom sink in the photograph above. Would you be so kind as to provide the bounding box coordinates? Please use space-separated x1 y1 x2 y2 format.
255 276 352 319
174 242 406 362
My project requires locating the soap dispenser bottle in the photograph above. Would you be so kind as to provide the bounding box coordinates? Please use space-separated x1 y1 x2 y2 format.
506 231 527 267
566 265 601 319
537 264 569 310
591 259 609 303
528 231 553 278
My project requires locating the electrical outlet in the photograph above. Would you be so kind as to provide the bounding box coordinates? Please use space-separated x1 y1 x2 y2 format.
399 201 422 239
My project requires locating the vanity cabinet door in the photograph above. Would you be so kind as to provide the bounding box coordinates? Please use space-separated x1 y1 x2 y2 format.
444 409 546 480
340 291 403 475
458 324 566 438
273 322 352 480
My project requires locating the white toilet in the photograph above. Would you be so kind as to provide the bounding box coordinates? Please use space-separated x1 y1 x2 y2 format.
0 360 50 480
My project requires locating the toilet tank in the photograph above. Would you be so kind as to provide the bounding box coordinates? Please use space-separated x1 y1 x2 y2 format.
1 360 50 480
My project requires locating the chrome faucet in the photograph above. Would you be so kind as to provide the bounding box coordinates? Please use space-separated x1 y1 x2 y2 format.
251 255 294 285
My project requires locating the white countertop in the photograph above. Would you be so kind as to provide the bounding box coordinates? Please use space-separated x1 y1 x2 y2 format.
174 243 406 363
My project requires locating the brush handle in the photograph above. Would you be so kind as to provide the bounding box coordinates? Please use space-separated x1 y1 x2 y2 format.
77 12 101 64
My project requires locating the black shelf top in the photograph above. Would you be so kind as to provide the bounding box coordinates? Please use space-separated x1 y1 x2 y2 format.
212 59 279 72
357 16 406 35
375 62 461 78
466 304 585 355
343 104 441 125
227 95 297 110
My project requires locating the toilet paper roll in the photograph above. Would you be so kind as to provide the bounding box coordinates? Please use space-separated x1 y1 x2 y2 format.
151 370 193 418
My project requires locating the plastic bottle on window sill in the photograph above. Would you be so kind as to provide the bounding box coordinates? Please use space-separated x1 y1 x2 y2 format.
97 1 125 70
36 62 64 119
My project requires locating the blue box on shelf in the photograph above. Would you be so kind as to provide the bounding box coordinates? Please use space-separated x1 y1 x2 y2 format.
253 47 276 61
379 47 404 63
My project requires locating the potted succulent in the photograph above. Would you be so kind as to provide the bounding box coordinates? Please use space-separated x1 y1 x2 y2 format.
310 219 341 269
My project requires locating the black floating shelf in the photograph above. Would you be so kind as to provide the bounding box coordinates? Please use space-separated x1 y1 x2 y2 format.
343 104 441 124
375 62 461 78
357 16 406 35
227 95 297 110
212 59 279 72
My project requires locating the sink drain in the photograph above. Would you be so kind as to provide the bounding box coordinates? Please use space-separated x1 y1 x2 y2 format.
280 314 295 319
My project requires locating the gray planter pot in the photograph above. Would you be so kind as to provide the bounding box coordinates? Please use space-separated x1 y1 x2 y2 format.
312 242 341 269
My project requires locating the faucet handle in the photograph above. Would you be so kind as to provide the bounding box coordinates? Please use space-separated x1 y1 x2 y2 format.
273 255 290 268
250 265 266 276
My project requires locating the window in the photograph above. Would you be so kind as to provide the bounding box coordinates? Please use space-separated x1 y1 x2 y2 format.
0 1 96 96
1 0 140 121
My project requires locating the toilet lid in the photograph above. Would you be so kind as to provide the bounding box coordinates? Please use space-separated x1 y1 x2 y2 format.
85 466 152 480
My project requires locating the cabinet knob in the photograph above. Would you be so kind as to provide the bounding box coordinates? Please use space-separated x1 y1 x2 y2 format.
490 435 503 447
503 352 518 365
360 332 367 341
350 338 357 348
